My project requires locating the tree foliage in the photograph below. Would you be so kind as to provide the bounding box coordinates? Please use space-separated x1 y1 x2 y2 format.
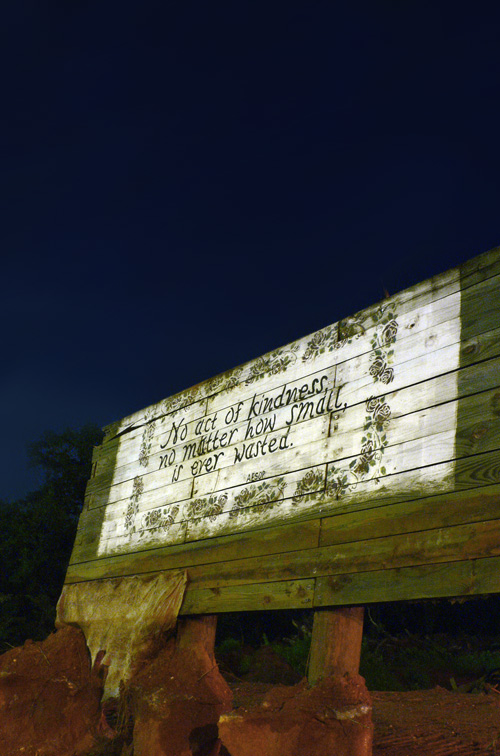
0 424 103 648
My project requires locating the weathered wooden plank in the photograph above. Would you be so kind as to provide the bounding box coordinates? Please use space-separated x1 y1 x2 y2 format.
67 553 500 617
460 324 500 367
93 427 456 552
319 484 500 548
97 382 463 529
66 518 321 578
322 447 500 515
68 516 500 611
73 464 327 556
169 517 500 592
83 392 500 565
71 478 500 587
459 245 500 288
314 555 500 606
461 272 500 340
88 406 331 498
179 578 315 614
70 513 500 594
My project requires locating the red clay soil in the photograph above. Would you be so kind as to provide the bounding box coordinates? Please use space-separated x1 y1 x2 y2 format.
228 681 500 756
372 688 500 755
221 675 373 756
0 626 103 756
1 629 498 755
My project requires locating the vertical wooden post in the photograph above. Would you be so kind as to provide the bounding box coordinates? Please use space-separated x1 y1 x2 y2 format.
176 615 218 660
308 607 364 685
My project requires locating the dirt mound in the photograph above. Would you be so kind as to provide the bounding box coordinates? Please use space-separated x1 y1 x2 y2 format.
127 632 233 756
0 626 103 756
2 625 498 756
220 675 373 756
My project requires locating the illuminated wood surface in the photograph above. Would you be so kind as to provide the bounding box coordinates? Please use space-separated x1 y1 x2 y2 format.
64 246 500 613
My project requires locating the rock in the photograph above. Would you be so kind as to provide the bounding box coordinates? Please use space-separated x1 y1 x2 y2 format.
219 674 373 756
128 617 233 756
0 626 103 756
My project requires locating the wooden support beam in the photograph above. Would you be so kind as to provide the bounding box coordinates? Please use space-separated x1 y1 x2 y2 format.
308 606 364 685
176 614 218 661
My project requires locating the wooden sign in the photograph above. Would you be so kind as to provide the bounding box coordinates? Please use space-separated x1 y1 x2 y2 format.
65 246 500 613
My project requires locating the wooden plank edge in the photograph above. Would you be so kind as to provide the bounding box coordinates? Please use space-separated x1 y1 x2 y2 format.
179 577 315 614
314 555 500 606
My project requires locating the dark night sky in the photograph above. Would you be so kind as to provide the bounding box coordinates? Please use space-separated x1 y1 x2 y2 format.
2 1 500 501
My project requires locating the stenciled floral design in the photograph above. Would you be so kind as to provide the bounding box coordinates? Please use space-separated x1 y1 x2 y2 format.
382 319 398 344
139 409 156 468
205 367 244 395
302 316 367 363
246 345 299 384
292 468 325 504
229 477 286 518
327 395 392 500
302 326 339 362
158 367 245 427
368 305 398 385
124 475 144 534
161 386 201 417
338 315 366 342
140 505 179 535
187 493 228 522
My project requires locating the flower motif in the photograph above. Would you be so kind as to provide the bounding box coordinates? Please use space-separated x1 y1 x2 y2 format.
207 368 243 394
271 358 285 374
189 498 208 518
354 458 370 475
333 337 349 350
238 487 256 505
230 486 254 516
291 469 324 504
303 469 320 488
141 505 179 533
144 509 160 527
360 441 375 461
331 475 348 500
369 357 386 378
205 493 227 521
382 319 398 344
366 397 381 413
373 402 391 424
380 368 394 384
303 329 337 361
246 357 269 383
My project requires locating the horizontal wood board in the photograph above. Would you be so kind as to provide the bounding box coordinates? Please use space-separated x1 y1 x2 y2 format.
65 246 500 611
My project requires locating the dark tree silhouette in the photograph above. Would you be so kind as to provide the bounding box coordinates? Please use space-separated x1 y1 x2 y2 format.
0 424 103 648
